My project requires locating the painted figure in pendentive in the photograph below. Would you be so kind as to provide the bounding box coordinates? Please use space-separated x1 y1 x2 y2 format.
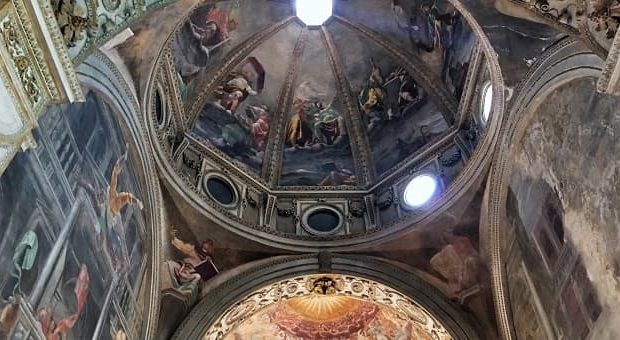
392 0 458 54
429 234 487 303
76 146 143 271
312 102 345 146
167 230 219 300
360 60 424 130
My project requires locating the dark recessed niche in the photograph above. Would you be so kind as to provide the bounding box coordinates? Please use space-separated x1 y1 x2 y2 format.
306 209 341 233
155 90 164 125
205 177 236 206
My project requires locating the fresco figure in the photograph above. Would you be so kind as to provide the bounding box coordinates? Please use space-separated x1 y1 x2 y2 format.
0 296 20 338
359 59 424 130
173 4 238 85
37 264 90 340
167 230 219 302
77 146 143 271
318 162 357 186
249 105 271 152
429 234 486 303
392 0 458 54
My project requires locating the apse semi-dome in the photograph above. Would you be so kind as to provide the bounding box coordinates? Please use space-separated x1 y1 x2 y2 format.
147 0 504 250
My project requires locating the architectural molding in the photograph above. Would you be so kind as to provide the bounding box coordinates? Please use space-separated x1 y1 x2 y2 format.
598 28 620 94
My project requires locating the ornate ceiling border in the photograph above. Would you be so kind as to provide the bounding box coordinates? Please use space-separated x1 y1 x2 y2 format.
172 254 481 340
481 37 601 340
0 0 84 176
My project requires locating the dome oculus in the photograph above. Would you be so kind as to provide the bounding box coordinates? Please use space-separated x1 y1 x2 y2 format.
403 174 438 208
296 0 332 26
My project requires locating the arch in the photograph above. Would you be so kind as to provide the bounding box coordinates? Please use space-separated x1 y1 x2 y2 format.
172 254 482 340
76 51 165 338
481 37 603 339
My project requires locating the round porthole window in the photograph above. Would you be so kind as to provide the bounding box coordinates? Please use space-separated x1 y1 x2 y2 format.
204 176 237 207
302 207 343 235
403 174 438 208
481 82 493 124
155 89 166 128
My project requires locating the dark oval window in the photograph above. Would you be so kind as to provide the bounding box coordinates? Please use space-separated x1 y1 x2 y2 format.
307 209 341 233
155 90 164 125
205 177 236 206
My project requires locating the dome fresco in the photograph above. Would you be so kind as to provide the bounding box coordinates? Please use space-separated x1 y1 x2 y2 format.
166 0 476 188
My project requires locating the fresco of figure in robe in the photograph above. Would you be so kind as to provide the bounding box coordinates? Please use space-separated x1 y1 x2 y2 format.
193 56 273 174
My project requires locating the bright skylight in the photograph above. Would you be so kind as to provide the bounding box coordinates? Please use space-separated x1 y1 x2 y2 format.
403 174 438 208
296 0 332 26
482 82 493 123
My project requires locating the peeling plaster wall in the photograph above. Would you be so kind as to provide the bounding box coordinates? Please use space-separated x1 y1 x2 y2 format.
506 76 620 339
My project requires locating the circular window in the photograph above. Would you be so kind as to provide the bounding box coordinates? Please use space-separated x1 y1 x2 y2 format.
204 176 237 207
155 90 165 127
403 174 438 208
302 207 343 235
481 82 493 123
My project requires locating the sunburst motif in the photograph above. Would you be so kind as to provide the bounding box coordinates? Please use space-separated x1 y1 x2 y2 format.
284 295 361 322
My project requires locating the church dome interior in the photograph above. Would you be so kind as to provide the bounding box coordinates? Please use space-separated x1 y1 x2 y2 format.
0 0 619 339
